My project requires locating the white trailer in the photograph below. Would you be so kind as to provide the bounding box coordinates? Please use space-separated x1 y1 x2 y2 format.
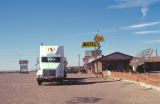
36 46 66 85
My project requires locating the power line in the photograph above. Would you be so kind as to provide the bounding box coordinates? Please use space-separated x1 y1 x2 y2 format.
0 55 38 56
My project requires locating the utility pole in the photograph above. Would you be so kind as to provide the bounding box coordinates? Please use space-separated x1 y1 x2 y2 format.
78 54 80 73
156 49 158 56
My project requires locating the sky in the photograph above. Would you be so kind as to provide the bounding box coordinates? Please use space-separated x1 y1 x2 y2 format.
0 0 160 71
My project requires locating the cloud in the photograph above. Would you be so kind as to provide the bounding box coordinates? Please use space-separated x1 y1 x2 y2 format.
144 40 160 44
141 7 148 17
121 21 160 29
135 30 160 34
107 0 160 17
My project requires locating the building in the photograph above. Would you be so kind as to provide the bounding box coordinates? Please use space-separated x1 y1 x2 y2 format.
146 57 160 71
137 57 160 73
86 52 133 73
86 52 160 74
100 52 133 71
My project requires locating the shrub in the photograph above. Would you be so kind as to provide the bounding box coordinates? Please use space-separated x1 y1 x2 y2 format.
80 69 87 73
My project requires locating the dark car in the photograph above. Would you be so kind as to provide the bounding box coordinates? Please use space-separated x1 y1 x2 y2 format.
65 69 79 74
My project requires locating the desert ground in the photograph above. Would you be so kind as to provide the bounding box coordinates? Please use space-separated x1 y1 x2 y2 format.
0 72 160 104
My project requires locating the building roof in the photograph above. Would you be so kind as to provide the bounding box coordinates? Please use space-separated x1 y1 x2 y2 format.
100 52 133 61
147 57 160 62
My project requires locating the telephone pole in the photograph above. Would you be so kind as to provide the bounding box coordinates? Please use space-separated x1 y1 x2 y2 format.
156 49 158 56
78 54 80 73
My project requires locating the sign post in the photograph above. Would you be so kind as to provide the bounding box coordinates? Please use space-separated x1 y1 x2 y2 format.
93 35 104 77
81 32 105 77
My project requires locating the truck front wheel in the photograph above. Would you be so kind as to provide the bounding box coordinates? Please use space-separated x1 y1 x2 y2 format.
38 81 42 85
37 78 43 85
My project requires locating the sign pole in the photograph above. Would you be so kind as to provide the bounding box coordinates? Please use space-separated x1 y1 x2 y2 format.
81 30 104 77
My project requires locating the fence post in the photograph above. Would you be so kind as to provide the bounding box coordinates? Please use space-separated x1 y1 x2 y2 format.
123 71 125 79
146 73 148 84
159 73 160 87
136 72 139 82
159 79 160 87
129 71 131 80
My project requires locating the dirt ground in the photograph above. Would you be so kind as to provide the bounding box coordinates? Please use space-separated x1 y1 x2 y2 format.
0 72 160 104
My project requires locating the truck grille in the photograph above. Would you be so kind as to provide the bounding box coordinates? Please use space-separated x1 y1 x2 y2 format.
43 69 56 77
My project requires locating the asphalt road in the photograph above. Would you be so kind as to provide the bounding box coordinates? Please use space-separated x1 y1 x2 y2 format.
0 72 160 104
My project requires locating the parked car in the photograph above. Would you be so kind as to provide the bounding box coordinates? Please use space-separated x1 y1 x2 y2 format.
65 69 79 74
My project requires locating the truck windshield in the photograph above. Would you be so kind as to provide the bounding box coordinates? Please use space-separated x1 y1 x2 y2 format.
41 57 61 63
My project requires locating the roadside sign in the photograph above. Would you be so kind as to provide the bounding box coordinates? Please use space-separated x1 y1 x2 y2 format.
85 50 92 57
82 41 98 48
85 50 102 58
83 56 89 64
92 50 102 57
95 35 104 42
19 60 29 73
19 60 28 64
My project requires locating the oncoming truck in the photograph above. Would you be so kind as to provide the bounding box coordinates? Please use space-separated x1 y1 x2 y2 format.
36 45 66 85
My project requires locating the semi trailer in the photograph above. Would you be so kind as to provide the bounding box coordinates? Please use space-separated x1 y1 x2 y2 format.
36 45 66 85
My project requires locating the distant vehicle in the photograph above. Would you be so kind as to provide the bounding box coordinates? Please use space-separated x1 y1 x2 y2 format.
65 69 79 74
36 46 66 85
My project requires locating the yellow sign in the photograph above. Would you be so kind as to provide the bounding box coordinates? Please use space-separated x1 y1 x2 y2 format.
82 41 98 47
95 36 104 42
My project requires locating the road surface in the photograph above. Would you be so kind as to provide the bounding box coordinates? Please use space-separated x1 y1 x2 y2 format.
0 72 160 104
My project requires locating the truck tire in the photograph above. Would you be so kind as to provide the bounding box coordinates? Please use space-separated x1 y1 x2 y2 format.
38 81 42 85
37 78 42 85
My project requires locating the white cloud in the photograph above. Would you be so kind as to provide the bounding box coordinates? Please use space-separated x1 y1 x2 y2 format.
107 0 160 17
144 40 160 44
135 30 160 34
121 21 160 29
141 7 148 17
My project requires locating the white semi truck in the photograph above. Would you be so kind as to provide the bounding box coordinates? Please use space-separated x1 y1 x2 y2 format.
36 45 66 85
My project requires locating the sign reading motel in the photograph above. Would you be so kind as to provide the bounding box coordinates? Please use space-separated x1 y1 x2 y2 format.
82 41 99 48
